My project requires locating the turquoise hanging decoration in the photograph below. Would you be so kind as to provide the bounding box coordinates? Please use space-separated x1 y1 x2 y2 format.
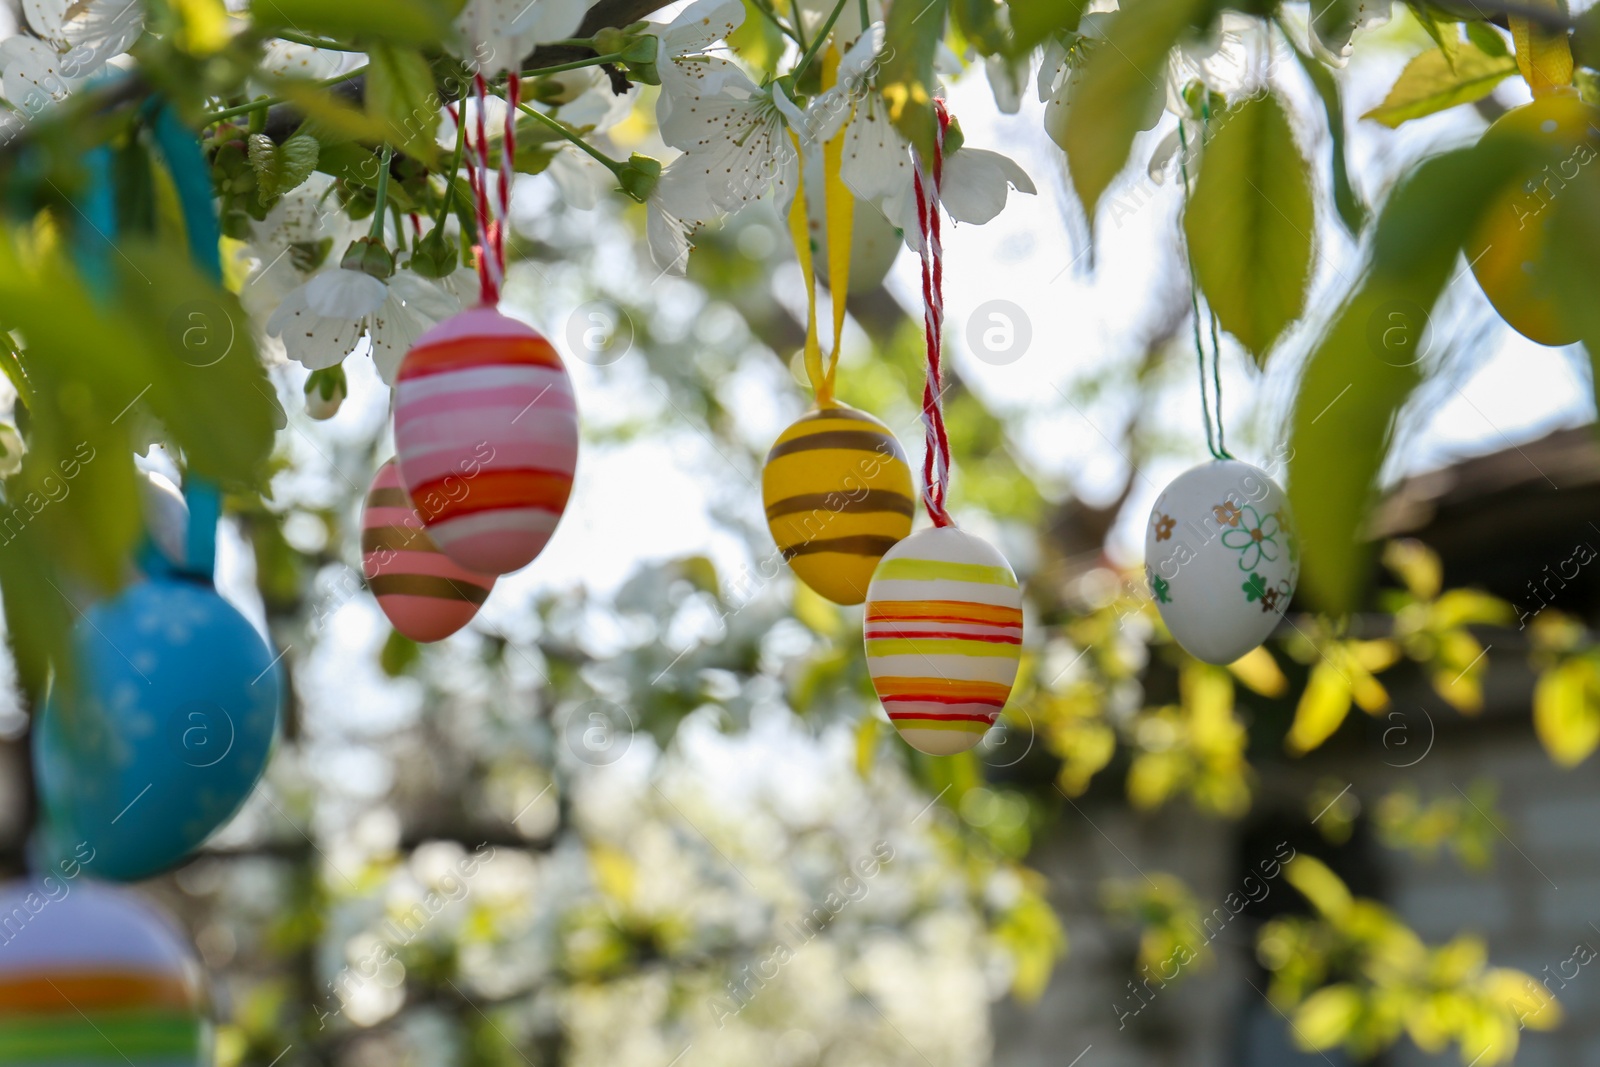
32 104 283 882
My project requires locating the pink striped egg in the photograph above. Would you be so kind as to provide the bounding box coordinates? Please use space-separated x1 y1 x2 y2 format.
362 460 497 642
393 305 579 575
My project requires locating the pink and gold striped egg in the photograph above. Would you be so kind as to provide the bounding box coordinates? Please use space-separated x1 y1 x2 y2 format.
864 527 1024 756
363 460 497 642
393 306 579 575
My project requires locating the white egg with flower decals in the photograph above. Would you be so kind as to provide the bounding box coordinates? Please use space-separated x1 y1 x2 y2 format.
1144 460 1298 664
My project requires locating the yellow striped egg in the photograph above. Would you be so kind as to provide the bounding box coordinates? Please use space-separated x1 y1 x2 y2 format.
762 403 915 605
864 527 1024 756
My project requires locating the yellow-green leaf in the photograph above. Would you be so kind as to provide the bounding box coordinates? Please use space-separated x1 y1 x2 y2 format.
249 0 455 47
1185 91 1313 363
1004 0 1085 55
1285 855 1354 921
1293 984 1363 1049
1361 43 1517 128
878 0 951 159
1533 658 1600 766
1287 661 1353 755
1287 137 1549 612
1062 0 1204 229
366 42 441 166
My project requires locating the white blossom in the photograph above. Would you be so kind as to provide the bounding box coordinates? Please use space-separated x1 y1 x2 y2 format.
265 268 462 384
1 0 142 117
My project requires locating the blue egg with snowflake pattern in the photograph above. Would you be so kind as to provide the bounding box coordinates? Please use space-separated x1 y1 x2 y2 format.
1144 460 1299 665
33 575 282 881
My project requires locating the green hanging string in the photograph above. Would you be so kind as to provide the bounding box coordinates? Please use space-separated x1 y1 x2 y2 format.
1176 117 1232 461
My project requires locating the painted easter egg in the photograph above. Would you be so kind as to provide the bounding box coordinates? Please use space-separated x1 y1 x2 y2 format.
34 578 283 881
393 305 579 575
763 403 915 605
1144 460 1299 665
1468 94 1600 346
363 459 496 642
863 526 1024 755
0 879 207 1065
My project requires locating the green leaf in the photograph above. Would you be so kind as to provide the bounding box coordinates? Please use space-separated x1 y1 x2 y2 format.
878 0 951 159
247 131 320 202
1286 136 1552 612
1539 125 1600 417
1281 23 1366 234
1466 20 1509 57
727 0 787 69
381 628 422 676
1184 92 1313 364
953 0 1007 54
277 131 320 196
1063 0 1207 229
249 0 456 47
1361 43 1517 128
1409 2 1461 70
365 43 442 166
1003 0 1083 55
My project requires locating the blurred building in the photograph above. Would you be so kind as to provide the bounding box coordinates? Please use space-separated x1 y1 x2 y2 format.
996 426 1600 1067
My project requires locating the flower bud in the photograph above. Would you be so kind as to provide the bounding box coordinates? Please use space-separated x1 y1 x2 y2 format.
616 153 662 203
621 35 660 85
408 229 459 278
304 365 346 421
340 237 395 280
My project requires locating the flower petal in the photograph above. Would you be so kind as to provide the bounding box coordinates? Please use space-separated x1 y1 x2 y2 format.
940 147 1035 226
306 268 389 318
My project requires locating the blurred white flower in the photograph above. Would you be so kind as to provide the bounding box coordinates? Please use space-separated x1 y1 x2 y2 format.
796 0 882 47
265 267 461 384
1166 12 1270 115
257 38 361 82
455 0 591 79
1311 0 1390 66
1036 12 1160 153
1 0 142 116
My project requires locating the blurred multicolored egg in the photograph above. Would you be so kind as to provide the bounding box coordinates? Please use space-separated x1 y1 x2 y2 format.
362 459 496 642
393 306 578 575
1144 460 1298 665
34 576 282 881
864 527 1024 755
762 403 915 605
1468 94 1600 346
0 880 206 1065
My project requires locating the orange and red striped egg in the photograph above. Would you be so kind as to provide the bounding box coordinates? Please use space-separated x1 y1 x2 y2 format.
393 306 578 576
864 527 1024 756
362 460 496 643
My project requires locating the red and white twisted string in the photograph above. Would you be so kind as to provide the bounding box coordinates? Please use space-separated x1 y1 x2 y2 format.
450 72 520 306
912 99 953 527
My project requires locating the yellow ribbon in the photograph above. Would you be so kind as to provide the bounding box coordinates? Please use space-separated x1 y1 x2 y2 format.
785 46 855 408
1511 0 1574 98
